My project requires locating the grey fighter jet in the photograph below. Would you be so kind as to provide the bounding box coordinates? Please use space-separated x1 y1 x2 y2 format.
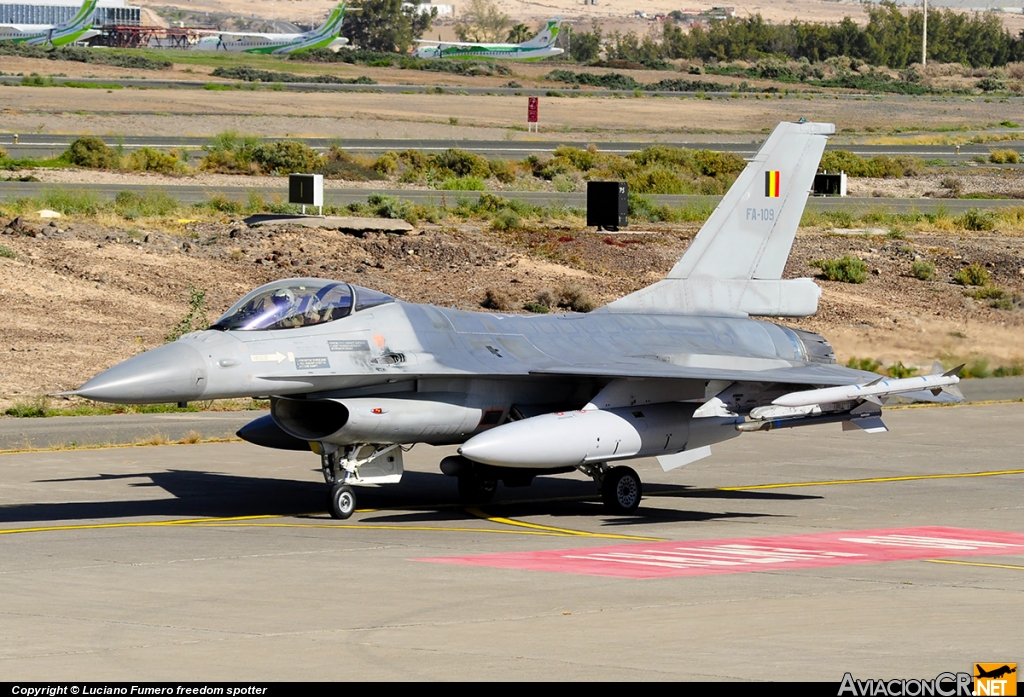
71 121 963 519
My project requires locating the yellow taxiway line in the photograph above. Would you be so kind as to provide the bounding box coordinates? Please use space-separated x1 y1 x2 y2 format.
924 559 1024 571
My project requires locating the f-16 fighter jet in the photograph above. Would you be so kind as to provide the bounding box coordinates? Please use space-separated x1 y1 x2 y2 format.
71 121 963 519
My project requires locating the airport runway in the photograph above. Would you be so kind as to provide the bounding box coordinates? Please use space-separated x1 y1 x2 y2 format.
3 180 1023 213
2 132 1017 160
1 402 1022 680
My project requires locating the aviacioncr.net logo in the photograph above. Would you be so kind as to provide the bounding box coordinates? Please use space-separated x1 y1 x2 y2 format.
839 672 973 696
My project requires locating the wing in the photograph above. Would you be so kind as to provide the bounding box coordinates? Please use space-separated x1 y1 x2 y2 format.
530 358 875 387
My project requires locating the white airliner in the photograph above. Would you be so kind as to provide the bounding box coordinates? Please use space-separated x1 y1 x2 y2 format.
0 0 99 46
189 3 348 54
413 17 563 60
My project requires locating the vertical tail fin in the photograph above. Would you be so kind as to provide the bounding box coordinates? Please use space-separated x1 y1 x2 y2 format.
521 17 561 48
62 0 98 30
600 121 833 317
311 3 346 39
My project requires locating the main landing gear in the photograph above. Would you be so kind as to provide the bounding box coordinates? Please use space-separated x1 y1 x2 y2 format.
579 463 643 515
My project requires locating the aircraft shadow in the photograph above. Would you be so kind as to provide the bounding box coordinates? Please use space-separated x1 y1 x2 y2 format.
6 470 815 527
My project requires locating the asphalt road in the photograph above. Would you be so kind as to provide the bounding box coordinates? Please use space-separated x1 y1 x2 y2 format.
2 132 1016 160
2 180 1022 212
1 402 1022 679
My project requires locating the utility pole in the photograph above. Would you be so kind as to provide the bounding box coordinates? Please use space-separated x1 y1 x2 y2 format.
922 0 928 67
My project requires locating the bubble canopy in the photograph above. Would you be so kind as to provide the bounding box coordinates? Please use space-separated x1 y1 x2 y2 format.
210 278 394 332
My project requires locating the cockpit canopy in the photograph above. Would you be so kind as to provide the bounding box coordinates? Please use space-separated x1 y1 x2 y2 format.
210 278 394 331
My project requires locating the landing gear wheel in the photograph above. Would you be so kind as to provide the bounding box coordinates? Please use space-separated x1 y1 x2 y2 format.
457 474 497 504
329 483 356 520
601 466 642 514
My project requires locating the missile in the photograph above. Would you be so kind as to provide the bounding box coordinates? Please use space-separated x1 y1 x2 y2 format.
772 372 961 408
459 403 740 469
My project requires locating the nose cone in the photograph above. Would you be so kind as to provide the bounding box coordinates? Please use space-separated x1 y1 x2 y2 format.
73 342 208 404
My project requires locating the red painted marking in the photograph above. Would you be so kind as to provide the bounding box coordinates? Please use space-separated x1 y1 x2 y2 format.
417 527 1024 579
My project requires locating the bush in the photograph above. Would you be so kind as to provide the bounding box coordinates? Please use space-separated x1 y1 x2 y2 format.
523 302 550 313
977 77 1005 92
491 209 521 231
40 188 103 216
886 361 918 378
201 131 261 174
431 148 490 178
910 260 936 280
953 263 990 286
846 357 882 373
114 190 179 219
66 136 117 169
128 147 180 174
557 284 597 313
0 244 15 259
318 147 382 181
488 158 517 183
250 140 324 175
481 288 514 311
811 255 868 283
989 149 1020 164
440 175 485 191
956 208 996 231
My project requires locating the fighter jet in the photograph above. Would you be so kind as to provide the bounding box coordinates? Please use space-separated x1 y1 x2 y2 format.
71 121 963 519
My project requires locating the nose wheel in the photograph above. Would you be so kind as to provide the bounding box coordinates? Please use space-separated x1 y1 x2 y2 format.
329 483 357 520
600 466 642 515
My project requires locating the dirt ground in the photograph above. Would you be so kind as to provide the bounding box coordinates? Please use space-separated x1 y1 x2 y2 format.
2 85 1021 141
137 0 1024 35
1 211 1022 409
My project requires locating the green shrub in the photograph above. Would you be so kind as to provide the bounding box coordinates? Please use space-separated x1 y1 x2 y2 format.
522 302 550 313
114 190 179 219
165 285 209 343
811 255 868 283
40 188 103 215
372 152 398 175
846 357 882 373
491 209 521 231
201 131 261 173
201 194 243 214
957 208 997 231
953 263 990 286
965 285 1023 310
989 149 1020 164
431 148 490 178
818 150 921 178
911 260 935 280
66 136 117 169
0 244 15 259
488 158 517 183
250 140 324 175
440 175 486 191
886 361 918 378
3 396 50 417
128 147 180 174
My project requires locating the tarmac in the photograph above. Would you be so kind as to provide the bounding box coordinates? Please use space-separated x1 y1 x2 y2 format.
1 402 1022 680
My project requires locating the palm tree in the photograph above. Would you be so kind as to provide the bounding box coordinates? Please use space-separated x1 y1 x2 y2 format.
506 23 531 44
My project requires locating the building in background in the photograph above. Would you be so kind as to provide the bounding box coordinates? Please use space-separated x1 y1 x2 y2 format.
0 0 139 26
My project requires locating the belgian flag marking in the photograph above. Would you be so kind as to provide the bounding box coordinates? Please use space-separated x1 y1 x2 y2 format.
765 170 781 197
